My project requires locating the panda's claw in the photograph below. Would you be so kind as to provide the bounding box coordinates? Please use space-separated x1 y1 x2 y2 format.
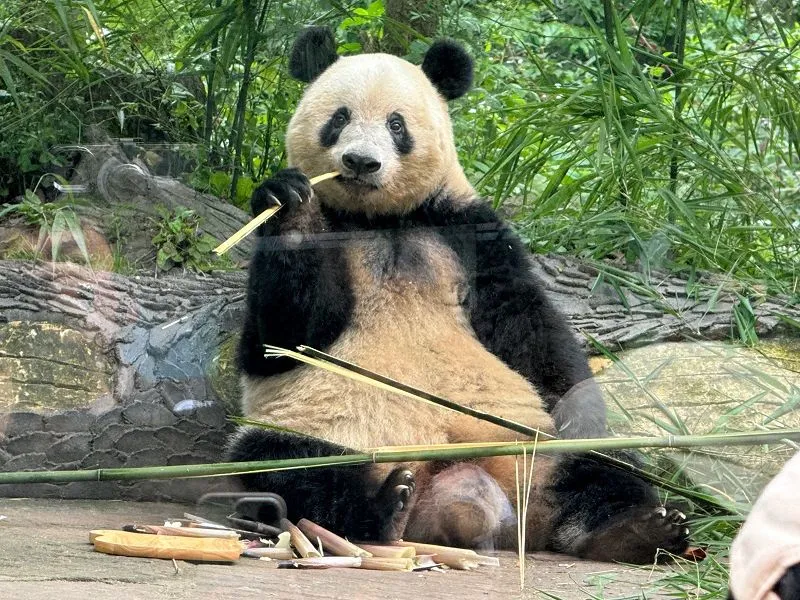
667 508 687 524
373 468 416 540
394 484 412 511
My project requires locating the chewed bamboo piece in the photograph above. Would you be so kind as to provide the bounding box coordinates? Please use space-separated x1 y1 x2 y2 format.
281 518 321 558
242 547 294 559
92 530 242 562
359 557 414 571
356 544 416 558
278 557 361 569
140 525 240 539
297 518 371 557
213 170 339 255
393 541 498 570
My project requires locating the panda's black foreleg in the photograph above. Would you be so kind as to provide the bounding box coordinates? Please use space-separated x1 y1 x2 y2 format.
227 428 415 541
432 201 608 439
547 452 690 563
239 168 354 379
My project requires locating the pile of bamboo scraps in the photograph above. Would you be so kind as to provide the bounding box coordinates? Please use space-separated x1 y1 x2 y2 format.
89 515 500 572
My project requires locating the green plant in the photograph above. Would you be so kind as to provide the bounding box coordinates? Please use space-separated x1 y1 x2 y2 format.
151 206 227 272
0 188 91 265
441 1 800 300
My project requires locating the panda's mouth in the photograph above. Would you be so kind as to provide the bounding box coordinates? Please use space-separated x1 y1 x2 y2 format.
336 175 380 190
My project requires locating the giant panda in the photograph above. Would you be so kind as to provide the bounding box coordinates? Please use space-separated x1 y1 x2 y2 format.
228 27 691 563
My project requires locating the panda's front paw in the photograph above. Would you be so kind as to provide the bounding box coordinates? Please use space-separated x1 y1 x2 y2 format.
251 168 313 219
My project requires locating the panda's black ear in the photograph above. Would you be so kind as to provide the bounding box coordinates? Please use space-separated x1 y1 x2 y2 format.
289 27 339 83
421 39 473 100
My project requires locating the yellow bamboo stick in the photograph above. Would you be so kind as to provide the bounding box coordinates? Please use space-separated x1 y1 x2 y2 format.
281 518 322 558
297 518 371 557
213 171 339 255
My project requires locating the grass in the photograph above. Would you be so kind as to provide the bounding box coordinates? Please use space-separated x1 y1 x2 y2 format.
463 2 800 303
571 336 800 599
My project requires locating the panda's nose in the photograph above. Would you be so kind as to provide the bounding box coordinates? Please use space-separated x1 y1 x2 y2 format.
342 152 382 175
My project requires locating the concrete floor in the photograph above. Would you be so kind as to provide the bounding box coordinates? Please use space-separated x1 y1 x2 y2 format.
0 498 676 600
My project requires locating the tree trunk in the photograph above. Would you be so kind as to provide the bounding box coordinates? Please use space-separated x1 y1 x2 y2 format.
383 0 443 55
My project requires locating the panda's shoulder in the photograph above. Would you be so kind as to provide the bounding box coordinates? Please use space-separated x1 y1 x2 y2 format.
421 192 533 270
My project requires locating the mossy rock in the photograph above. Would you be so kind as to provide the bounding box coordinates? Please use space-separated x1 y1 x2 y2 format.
0 321 114 412
596 339 800 502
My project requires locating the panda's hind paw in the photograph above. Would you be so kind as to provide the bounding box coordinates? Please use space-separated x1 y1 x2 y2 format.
373 468 416 540
632 505 691 556
579 504 690 563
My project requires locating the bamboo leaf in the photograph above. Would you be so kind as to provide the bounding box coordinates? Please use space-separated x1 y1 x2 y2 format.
81 5 108 62
49 210 66 263
0 53 18 107
50 0 81 58
63 210 92 267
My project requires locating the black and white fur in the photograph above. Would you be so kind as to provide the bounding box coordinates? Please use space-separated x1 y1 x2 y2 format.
228 28 690 563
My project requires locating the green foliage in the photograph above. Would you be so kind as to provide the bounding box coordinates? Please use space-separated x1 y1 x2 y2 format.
0 189 91 265
0 0 797 299
439 1 800 298
150 206 227 273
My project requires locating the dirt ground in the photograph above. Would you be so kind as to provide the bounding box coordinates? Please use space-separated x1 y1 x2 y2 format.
0 498 678 600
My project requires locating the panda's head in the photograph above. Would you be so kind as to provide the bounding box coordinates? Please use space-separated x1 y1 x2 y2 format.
286 28 475 216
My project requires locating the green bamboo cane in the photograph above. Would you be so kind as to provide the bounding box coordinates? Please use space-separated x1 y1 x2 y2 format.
1 429 797 487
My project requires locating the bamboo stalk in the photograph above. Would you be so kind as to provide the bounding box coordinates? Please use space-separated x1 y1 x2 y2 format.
359 557 414 571
1 430 798 487
297 518 371 557
281 518 321 558
356 544 416 558
242 547 294 559
278 556 361 569
213 171 339 255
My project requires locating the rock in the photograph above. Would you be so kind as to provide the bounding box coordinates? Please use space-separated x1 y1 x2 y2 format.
121 401 177 428
0 322 113 412
45 434 93 463
0 412 45 437
45 411 94 433
113 429 162 454
6 431 58 456
596 338 800 502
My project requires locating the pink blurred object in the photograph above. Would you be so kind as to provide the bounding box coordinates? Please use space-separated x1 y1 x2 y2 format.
730 452 800 600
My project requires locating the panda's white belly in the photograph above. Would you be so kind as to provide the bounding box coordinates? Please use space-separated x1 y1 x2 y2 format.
241 231 553 450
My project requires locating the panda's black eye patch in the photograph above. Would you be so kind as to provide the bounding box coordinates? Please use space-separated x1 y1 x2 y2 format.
387 112 413 155
320 106 350 147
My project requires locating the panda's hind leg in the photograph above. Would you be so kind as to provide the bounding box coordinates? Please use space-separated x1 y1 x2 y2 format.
547 453 690 563
404 462 515 550
227 428 415 540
